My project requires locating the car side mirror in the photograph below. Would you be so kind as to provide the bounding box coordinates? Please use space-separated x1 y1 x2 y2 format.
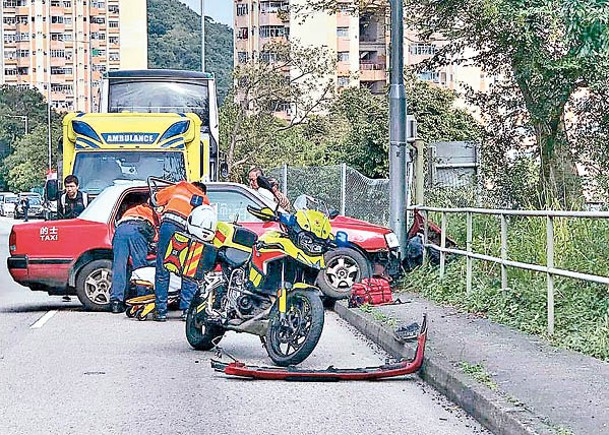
44 179 59 202
220 161 229 179
329 209 340 219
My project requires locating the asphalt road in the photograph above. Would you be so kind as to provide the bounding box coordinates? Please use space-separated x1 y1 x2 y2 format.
0 216 489 435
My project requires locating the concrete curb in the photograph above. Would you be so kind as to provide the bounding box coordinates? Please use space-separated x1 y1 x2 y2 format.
334 302 555 435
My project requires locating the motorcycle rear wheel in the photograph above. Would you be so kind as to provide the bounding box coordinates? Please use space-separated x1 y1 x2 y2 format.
265 289 324 367
185 295 225 351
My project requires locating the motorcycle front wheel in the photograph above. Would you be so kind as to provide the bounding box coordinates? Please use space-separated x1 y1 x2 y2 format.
185 294 225 351
265 289 324 367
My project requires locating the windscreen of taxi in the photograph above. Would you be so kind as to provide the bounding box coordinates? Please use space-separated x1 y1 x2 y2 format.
73 151 186 195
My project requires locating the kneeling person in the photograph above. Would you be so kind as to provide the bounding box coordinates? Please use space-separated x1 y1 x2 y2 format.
110 203 160 313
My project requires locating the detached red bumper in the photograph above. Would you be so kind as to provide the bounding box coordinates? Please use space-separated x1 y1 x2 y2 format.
211 315 428 381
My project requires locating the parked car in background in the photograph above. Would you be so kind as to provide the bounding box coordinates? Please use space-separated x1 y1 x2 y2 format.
0 193 18 217
7 181 401 310
15 192 44 220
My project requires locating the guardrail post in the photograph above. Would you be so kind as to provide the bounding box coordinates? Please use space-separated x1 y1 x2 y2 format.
501 213 508 290
423 209 429 264
547 215 555 336
341 163 347 216
440 211 446 279
466 211 473 293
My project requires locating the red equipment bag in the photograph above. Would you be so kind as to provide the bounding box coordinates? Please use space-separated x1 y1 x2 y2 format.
349 278 393 308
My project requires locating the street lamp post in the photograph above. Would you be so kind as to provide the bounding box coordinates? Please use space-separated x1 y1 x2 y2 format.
389 0 410 257
201 0 206 72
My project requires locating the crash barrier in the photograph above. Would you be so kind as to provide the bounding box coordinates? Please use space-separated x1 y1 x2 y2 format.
267 164 391 226
413 206 609 336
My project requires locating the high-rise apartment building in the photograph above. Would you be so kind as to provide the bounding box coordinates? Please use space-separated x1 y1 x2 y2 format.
234 1 489 115
234 0 387 98
0 0 147 112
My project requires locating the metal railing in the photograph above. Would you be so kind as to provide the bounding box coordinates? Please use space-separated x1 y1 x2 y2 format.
414 206 609 336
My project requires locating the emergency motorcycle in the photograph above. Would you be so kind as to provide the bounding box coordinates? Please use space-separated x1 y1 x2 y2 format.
167 196 348 366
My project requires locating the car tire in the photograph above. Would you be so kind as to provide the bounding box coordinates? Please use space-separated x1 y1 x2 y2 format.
76 259 112 311
317 247 371 300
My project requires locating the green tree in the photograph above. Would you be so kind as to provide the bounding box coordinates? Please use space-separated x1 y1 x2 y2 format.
3 124 61 192
332 77 480 178
301 0 609 207
0 86 58 190
220 41 338 180
147 0 234 103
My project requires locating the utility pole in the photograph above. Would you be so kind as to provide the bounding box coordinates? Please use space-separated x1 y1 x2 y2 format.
201 0 206 72
389 0 410 257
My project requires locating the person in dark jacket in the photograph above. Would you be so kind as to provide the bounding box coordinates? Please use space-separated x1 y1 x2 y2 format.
58 175 88 219
109 202 160 314
20 197 30 222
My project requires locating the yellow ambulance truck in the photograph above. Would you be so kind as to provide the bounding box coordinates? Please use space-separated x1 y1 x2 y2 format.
59 112 205 197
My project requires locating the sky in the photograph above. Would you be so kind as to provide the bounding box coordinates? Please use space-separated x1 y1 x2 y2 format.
178 0 233 26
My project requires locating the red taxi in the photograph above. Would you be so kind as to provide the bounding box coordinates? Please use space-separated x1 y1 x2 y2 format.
7 182 401 310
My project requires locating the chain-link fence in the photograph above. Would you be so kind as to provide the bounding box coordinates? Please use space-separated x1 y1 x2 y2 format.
267 164 391 226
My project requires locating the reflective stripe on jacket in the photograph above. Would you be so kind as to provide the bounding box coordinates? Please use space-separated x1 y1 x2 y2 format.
155 181 209 220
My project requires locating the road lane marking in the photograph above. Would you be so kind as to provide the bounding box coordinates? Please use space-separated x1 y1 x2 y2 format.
30 310 58 329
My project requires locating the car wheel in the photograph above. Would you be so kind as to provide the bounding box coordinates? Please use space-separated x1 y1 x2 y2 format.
317 247 371 300
76 259 112 311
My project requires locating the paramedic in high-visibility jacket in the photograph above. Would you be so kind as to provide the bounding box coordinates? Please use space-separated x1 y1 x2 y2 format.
109 202 160 314
152 181 209 322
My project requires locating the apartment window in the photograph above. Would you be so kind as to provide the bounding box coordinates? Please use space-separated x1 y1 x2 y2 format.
259 26 286 38
108 20 119 28
91 16 106 25
16 15 28 25
93 48 106 56
337 52 349 62
65 17 72 25
4 68 18 76
50 49 65 57
51 33 64 41
16 32 29 42
4 51 16 59
236 4 248 15
337 77 350 87
91 32 106 40
4 0 27 6
337 27 349 38
108 5 119 13
51 67 73 75
3 17 16 25
237 27 248 40
16 49 29 57
109 51 119 61
51 0 61 6
51 16 65 24
63 33 73 41
51 83 74 94
418 71 440 83
63 1 72 7
4 33 16 43
409 43 436 56
260 51 281 63
92 1 106 7
260 1 284 13
17 67 28 75
237 52 249 63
